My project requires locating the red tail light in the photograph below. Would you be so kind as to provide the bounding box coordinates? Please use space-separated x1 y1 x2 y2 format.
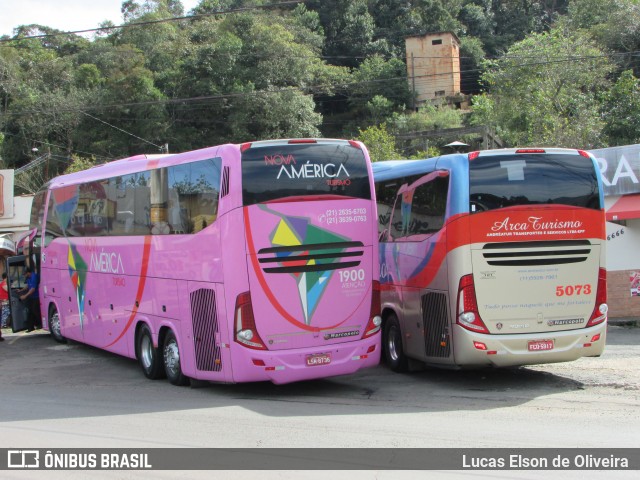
288 139 317 144
578 150 590 158
587 268 608 327
456 275 489 334
348 140 362 150
362 281 382 339
468 151 480 160
240 142 252 152
234 292 267 350
515 149 546 154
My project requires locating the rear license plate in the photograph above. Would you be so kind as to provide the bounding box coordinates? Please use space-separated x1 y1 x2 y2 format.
306 353 331 366
528 340 554 351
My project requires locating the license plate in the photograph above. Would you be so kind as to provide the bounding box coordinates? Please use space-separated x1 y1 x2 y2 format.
306 353 331 366
528 340 554 352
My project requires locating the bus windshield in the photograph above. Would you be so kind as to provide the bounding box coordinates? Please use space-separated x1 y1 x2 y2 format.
469 153 601 212
242 143 371 205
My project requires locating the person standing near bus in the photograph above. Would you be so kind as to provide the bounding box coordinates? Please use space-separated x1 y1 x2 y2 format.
0 272 9 332
19 267 40 332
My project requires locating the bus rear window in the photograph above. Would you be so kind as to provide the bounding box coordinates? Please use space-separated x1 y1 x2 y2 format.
241 143 371 205
469 153 601 212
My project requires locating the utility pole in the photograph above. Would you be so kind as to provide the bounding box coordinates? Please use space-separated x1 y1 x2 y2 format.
411 52 416 111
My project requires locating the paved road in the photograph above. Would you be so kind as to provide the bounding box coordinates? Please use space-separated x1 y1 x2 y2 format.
0 325 638 479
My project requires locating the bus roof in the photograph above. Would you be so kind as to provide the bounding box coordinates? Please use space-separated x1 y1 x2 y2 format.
372 148 591 182
48 144 237 189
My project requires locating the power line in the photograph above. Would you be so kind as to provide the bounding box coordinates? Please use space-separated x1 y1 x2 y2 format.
0 131 112 161
80 111 164 151
0 51 615 118
0 1 304 43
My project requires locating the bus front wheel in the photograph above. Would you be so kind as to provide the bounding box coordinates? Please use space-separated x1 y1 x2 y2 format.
136 324 165 380
163 330 189 386
383 314 409 372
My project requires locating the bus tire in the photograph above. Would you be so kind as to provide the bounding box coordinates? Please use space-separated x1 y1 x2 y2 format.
163 330 189 386
136 324 165 380
49 307 66 344
383 314 409 373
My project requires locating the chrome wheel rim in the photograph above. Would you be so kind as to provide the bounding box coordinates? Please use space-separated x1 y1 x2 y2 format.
140 334 154 370
388 325 400 362
50 312 61 337
164 339 180 376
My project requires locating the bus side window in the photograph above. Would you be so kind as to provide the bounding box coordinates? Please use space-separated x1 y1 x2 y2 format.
410 176 448 235
168 158 221 234
375 180 400 240
390 175 449 241
45 192 64 247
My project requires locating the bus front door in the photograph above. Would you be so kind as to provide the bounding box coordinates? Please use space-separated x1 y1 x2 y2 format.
6 255 30 333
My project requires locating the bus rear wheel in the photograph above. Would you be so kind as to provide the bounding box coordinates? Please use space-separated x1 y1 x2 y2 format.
163 330 189 386
383 314 409 372
136 324 165 380
49 307 66 344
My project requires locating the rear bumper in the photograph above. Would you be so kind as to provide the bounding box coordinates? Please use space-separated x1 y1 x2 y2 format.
452 321 607 367
229 334 381 384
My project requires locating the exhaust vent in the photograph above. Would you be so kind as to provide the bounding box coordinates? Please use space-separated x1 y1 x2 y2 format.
191 288 222 372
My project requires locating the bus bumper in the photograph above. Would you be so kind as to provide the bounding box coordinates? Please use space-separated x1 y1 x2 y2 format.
229 335 381 384
452 322 607 367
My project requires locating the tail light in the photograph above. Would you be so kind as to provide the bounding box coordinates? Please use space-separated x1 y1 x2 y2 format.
362 281 382 339
234 292 267 350
456 275 489 334
468 151 480 160
515 149 546 154
586 268 608 327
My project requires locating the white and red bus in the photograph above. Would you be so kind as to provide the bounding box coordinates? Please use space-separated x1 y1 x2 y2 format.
26 139 381 385
374 148 607 371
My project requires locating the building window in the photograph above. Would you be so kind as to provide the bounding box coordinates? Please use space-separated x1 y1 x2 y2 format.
432 39 442 45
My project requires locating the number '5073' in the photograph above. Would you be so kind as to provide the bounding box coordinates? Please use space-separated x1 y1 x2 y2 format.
556 284 592 296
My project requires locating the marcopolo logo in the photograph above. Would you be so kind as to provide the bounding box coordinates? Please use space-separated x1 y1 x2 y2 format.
8 450 40 468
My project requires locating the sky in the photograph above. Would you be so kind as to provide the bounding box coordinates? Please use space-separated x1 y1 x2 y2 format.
0 0 200 37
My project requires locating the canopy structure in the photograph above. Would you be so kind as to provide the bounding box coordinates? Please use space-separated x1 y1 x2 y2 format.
444 141 468 148
606 194 640 221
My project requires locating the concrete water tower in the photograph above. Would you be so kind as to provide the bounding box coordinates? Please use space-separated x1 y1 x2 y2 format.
405 32 461 109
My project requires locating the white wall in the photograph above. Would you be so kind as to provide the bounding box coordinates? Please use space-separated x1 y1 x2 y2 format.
606 218 640 271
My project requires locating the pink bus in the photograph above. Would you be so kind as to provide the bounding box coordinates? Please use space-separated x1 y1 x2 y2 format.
27 139 381 385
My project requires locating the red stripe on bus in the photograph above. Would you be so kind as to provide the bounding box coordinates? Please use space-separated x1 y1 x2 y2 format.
104 235 153 348
243 207 369 332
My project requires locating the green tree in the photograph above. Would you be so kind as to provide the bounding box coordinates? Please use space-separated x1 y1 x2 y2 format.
471 27 614 148
227 89 322 141
64 154 98 174
602 70 640 146
356 123 400 162
390 105 465 157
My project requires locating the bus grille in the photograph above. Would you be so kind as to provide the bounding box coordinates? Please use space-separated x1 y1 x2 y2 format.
482 240 591 266
257 241 364 274
422 292 450 358
190 288 222 372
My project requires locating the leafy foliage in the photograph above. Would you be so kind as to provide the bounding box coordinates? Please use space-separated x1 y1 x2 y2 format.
471 27 614 148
